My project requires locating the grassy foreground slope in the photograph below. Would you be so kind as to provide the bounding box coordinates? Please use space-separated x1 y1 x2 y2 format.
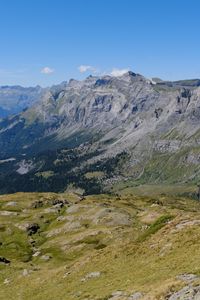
0 187 200 299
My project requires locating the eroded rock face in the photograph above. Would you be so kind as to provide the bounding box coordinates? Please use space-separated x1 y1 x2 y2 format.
108 291 127 300
153 140 181 153
31 200 43 209
167 285 200 300
176 273 198 283
0 211 18 216
0 257 10 264
128 293 143 300
89 207 132 226
5 201 17 207
40 255 51 261
47 203 132 238
26 223 40 235
81 271 101 282
16 160 34 175
108 291 142 300
3 278 10 285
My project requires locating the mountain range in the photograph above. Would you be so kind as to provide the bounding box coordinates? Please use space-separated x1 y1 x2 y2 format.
0 85 44 118
1 71 200 194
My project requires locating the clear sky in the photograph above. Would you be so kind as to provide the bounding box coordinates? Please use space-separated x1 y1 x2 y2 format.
1 0 200 86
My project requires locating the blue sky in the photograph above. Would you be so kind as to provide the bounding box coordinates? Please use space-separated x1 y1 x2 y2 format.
1 0 200 86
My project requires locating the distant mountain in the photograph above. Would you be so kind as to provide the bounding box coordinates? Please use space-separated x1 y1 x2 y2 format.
1 72 200 193
0 85 44 117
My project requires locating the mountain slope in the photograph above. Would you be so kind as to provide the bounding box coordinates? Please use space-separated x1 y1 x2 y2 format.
1 188 200 299
1 72 200 193
0 85 44 118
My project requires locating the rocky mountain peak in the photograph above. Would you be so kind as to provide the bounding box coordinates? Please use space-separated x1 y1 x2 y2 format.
1 72 200 193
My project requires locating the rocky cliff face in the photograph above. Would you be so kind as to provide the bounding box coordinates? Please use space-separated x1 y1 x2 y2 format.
1 72 200 193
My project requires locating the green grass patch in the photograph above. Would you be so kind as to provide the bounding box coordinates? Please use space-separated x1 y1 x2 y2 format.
137 214 174 242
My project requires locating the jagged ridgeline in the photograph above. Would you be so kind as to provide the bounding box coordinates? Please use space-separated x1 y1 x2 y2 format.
1 72 200 194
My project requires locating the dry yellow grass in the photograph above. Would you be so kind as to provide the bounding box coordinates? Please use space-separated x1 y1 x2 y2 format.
0 189 200 299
